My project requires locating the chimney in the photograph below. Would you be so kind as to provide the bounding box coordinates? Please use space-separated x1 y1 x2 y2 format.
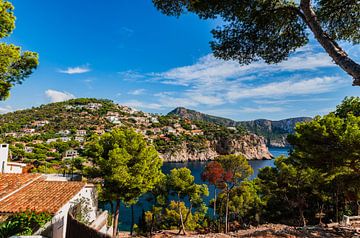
0 144 9 173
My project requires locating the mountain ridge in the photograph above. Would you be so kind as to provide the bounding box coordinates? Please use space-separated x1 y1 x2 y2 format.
168 107 312 147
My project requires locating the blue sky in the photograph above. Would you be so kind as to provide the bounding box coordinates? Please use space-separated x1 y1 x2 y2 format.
0 0 359 121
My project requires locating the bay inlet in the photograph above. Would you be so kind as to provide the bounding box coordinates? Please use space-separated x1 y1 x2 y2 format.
102 147 290 231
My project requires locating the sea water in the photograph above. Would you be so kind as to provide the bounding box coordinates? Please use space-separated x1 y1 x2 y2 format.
102 147 289 231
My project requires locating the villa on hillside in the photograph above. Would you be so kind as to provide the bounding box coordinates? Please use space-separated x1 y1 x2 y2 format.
63 149 79 159
0 173 109 238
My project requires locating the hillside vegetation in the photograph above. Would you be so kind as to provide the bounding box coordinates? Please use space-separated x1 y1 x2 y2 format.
0 98 271 173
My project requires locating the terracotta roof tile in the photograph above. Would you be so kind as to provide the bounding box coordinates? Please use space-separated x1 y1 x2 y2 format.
0 174 85 214
0 173 42 200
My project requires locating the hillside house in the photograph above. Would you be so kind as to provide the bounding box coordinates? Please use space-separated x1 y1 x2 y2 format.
87 103 102 110
94 129 105 135
0 173 106 238
32 120 49 127
173 123 182 128
191 130 204 136
58 130 71 136
60 137 71 142
106 116 122 124
75 136 84 143
106 111 119 117
165 127 177 134
152 128 162 134
47 138 58 144
32 140 44 144
24 146 34 153
0 144 27 174
63 149 79 159
22 128 35 134
4 132 18 137
65 105 75 110
150 117 159 123
76 130 87 136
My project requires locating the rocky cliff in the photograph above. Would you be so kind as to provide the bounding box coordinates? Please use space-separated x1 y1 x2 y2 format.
161 134 272 162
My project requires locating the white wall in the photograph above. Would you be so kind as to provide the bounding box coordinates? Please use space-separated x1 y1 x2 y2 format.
4 163 24 174
0 144 9 173
51 185 97 238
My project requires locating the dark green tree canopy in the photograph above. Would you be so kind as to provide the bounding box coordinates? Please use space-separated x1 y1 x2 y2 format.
0 0 39 100
153 0 360 86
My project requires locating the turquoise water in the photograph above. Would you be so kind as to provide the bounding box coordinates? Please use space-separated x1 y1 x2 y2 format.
102 147 289 230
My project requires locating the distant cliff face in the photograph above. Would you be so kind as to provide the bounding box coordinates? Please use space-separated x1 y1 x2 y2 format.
161 133 272 162
169 107 312 147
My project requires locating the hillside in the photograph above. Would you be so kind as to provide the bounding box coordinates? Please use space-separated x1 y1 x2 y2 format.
0 98 272 173
168 107 312 147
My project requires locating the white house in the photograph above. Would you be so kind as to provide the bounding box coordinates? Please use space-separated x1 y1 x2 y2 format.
86 103 102 110
24 146 34 153
106 116 122 124
47 138 58 144
74 136 84 143
0 144 27 174
32 120 50 127
150 117 159 123
22 128 35 134
60 137 71 142
58 130 71 136
165 126 177 134
63 149 79 159
76 130 87 136
0 173 101 238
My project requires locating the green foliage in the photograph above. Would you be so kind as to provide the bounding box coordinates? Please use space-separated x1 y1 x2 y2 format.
0 220 21 238
85 128 163 234
0 0 39 100
335 96 360 118
257 97 360 226
153 0 358 65
0 211 52 236
318 0 360 44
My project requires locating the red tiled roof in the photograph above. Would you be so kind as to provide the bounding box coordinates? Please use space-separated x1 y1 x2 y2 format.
0 173 41 200
0 174 85 214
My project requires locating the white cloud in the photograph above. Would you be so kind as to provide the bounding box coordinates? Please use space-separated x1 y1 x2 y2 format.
118 70 146 81
119 100 163 110
128 89 146 95
239 107 284 113
155 51 335 86
120 46 348 116
202 107 284 118
59 66 91 74
0 106 13 114
45 89 75 103
226 76 345 101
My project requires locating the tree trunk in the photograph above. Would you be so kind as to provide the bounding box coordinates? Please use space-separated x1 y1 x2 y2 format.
181 203 193 232
299 0 360 86
130 205 134 236
299 207 306 227
113 199 120 238
335 191 339 222
150 210 155 237
177 194 186 235
219 195 224 232
225 191 229 233
214 187 217 218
